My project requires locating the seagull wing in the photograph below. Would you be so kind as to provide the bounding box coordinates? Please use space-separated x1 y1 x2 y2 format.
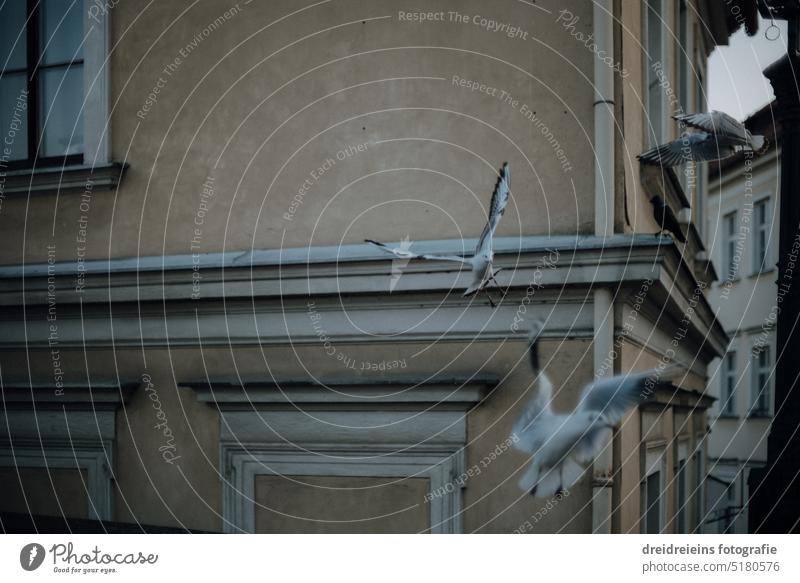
576 364 680 425
475 163 510 256
365 239 471 265
674 111 750 144
638 132 733 165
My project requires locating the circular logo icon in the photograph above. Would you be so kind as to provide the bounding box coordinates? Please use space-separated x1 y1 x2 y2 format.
20 543 46 571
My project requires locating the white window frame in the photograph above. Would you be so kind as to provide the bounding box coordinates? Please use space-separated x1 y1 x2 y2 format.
83 0 111 166
223 444 463 534
752 197 772 275
723 210 738 280
721 350 737 416
750 344 772 417
0 441 112 520
187 378 494 534
644 0 666 147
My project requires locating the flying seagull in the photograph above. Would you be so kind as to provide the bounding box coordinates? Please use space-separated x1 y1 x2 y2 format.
637 110 767 166
366 162 511 306
511 320 679 497
650 195 686 243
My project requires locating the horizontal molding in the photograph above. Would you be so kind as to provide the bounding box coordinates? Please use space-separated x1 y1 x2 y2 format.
0 162 127 197
184 376 497 409
0 382 138 410
0 235 728 358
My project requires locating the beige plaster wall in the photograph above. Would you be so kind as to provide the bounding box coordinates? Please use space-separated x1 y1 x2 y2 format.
1 0 595 265
254 475 430 533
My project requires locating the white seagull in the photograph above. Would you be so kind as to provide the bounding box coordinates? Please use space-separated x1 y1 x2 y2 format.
366 162 511 306
511 320 679 497
638 110 767 166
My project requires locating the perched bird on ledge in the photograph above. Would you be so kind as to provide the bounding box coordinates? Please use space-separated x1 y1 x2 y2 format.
650 195 686 243
637 110 767 166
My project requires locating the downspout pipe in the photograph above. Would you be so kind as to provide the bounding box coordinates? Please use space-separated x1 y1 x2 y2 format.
592 0 615 534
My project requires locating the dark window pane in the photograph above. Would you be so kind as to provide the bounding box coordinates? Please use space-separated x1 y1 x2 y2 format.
0 73 29 160
0 0 28 70
646 471 661 533
39 64 83 156
677 461 687 533
40 0 83 65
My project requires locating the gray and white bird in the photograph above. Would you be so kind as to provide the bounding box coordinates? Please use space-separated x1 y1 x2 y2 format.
366 162 511 306
638 110 767 166
511 320 679 497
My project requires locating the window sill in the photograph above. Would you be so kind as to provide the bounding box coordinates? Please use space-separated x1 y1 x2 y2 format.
716 413 739 420
0 162 128 197
750 266 776 278
748 412 772 420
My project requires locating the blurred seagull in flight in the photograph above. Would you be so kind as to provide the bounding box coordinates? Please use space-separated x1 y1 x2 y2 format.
638 111 767 166
511 320 679 497
366 162 511 307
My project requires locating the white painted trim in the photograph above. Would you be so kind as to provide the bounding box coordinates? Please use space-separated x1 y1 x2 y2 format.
221 444 463 533
0 440 113 520
83 0 111 166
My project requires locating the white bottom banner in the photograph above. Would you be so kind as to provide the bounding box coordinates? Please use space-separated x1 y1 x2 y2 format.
1 535 797 582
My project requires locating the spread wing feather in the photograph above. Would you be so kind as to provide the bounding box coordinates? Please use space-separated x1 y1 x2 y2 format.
475 163 510 256
674 111 750 144
365 239 471 265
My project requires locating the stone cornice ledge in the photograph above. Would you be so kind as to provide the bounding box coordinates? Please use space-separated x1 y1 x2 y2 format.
184 375 497 409
0 234 672 304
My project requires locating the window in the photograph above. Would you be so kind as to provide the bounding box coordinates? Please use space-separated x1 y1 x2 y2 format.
721 351 737 416
693 449 705 532
1 0 85 168
753 198 771 273
723 211 738 280
644 0 665 146
720 480 737 534
677 1 690 112
751 346 771 416
645 471 662 533
676 458 687 533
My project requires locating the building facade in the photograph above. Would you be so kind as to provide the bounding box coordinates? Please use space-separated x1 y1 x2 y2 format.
704 104 779 533
0 1 743 533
